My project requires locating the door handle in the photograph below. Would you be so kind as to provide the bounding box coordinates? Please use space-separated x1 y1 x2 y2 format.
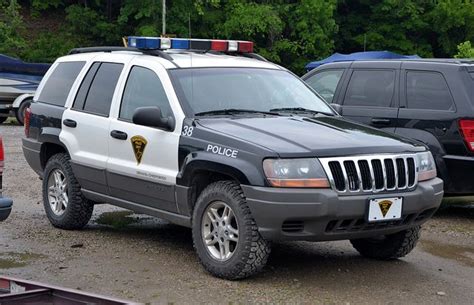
110 130 128 140
371 118 391 125
63 119 77 128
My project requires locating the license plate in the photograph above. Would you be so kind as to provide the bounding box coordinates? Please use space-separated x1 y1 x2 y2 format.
368 197 403 222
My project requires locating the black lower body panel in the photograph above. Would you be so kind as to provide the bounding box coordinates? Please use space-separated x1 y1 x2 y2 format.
242 178 444 242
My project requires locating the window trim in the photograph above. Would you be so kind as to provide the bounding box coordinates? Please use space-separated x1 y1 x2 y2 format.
341 68 397 108
71 61 124 118
37 61 86 107
117 65 176 125
404 70 456 112
305 68 345 104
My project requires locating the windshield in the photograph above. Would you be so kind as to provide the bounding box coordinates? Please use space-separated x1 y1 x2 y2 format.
169 68 334 116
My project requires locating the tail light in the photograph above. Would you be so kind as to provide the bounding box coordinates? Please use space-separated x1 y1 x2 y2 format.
459 119 474 152
0 137 4 175
24 107 31 137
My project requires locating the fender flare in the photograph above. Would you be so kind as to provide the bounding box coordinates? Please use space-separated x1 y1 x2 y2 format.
395 127 449 182
12 93 34 109
177 151 266 187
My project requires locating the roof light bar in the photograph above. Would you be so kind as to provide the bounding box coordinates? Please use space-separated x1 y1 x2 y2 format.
127 36 254 53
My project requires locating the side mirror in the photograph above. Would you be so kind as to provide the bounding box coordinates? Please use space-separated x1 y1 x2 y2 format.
331 103 342 115
132 106 175 131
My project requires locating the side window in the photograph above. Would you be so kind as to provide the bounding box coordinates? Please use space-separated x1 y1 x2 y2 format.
119 66 173 121
305 69 344 103
37 61 85 106
344 70 395 107
73 62 123 116
406 71 454 111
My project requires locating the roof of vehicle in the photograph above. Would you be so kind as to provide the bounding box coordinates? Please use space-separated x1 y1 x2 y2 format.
312 58 474 68
59 49 282 70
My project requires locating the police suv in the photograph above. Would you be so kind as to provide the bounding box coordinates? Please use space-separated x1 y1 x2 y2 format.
22 37 443 280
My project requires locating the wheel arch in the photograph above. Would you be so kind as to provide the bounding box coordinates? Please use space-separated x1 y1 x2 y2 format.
176 157 264 216
395 127 449 182
12 93 34 109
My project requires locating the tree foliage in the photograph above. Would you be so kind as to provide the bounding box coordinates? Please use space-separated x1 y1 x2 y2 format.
2 0 473 73
455 41 474 58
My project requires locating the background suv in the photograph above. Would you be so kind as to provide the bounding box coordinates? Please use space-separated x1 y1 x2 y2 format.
303 59 474 196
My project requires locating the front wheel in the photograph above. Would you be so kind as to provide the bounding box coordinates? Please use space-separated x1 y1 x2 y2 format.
43 153 94 230
350 226 421 260
192 181 271 280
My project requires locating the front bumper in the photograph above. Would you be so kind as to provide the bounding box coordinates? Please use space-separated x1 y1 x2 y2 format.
0 196 13 221
242 178 443 242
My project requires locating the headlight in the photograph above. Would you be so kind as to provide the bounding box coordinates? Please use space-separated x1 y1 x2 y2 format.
416 151 437 181
263 158 329 188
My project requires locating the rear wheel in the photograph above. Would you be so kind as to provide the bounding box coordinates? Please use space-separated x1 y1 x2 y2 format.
15 98 31 125
43 153 94 229
350 226 421 260
192 181 271 280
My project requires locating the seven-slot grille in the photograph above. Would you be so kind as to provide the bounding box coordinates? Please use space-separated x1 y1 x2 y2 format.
319 154 418 194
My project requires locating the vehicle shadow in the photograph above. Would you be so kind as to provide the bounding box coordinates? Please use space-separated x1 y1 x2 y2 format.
84 213 423 284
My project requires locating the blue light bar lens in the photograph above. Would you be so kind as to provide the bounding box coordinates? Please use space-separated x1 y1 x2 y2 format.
128 36 160 49
171 39 190 49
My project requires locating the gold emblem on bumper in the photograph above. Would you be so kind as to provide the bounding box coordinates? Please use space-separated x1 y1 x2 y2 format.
378 200 393 217
131 135 147 165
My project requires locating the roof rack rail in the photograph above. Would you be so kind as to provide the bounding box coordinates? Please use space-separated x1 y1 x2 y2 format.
68 46 174 61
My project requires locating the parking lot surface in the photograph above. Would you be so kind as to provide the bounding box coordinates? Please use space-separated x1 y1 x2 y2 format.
1 124 473 304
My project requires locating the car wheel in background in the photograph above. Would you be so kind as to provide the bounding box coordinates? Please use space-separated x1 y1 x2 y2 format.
350 226 421 260
15 98 32 125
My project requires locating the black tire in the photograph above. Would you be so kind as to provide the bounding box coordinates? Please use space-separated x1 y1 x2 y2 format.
192 181 271 280
0 117 7 124
350 226 421 260
15 98 31 125
43 153 94 230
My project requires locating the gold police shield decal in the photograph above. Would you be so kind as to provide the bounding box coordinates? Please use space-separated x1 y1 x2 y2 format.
131 135 147 165
378 200 393 217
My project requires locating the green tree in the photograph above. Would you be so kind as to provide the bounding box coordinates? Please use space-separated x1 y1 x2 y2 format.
0 0 26 57
455 41 474 58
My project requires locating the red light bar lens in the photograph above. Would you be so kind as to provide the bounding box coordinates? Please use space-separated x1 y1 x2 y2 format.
211 40 228 52
459 119 474 152
238 41 254 53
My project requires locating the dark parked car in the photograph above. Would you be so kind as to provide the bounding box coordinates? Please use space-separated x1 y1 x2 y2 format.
302 59 474 196
0 136 13 221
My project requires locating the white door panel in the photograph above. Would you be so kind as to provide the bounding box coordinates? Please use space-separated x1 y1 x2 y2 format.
60 110 110 168
106 59 185 212
107 120 179 185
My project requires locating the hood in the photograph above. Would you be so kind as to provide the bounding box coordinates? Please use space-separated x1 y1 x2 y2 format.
197 116 426 157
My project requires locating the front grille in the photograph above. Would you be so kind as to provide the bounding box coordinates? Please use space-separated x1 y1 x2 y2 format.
320 154 418 194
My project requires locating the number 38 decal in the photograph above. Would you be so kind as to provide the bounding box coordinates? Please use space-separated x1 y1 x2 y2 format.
182 126 194 137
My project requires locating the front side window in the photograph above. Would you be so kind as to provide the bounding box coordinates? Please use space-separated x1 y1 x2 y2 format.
73 62 123 116
169 68 334 116
120 66 173 121
38 61 85 106
305 69 344 103
344 70 395 107
406 71 454 111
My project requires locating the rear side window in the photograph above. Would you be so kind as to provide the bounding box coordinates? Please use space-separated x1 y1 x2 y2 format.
344 70 395 107
37 61 85 106
73 62 123 116
120 66 173 121
406 71 454 111
305 69 344 103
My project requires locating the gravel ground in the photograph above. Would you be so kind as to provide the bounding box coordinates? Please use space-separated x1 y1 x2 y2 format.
1 124 473 304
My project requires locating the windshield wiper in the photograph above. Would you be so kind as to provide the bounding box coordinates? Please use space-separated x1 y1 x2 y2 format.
195 108 282 117
269 107 334 116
